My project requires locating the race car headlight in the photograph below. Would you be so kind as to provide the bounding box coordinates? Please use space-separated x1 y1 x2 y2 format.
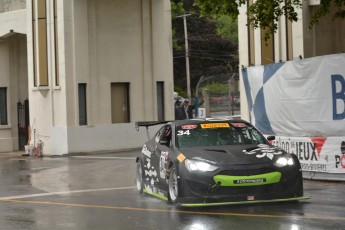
274 155 294 167
185 159 219 172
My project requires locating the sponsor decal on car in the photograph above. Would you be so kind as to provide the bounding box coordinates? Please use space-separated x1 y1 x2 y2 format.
201 123 229 129
234 178 266 184
243 144 282 160
231 123 247 127
181 125 197 129
177 153 186 162
142 144 151 158
247 196 255 201
159 151 169 179
177 130 191 136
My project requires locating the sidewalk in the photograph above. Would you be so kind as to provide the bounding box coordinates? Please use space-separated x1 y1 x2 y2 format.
0 151 25 159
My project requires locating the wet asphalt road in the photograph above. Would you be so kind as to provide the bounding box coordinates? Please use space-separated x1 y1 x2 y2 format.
0 150 344 230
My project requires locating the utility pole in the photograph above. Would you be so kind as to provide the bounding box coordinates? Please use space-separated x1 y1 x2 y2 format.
177 14 191 101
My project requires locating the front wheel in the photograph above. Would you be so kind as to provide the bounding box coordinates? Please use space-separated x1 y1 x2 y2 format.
168 166 179 204
136 160 144 193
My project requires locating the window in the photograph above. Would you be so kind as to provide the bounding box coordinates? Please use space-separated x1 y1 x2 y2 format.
154 126 164 143
156 82 165 121
155 125 172 145
32 0 48 86
111 83 130 123
261 28 275 65
0 88 8 125
176 123 267 147
78 84 87 125
53 0 59 86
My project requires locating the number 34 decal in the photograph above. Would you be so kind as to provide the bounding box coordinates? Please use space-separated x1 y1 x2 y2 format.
177 130 191 136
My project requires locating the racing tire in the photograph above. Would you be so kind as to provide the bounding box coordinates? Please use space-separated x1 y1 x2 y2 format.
168 166 179 204
136 160 144 194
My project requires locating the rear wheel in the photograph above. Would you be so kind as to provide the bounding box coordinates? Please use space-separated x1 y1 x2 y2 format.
136 160 144 193
168 166 179 203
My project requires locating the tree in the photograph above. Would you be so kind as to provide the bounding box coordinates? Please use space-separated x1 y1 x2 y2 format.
195 0 345 40
172 0 238 96
171 1 185 50
214 15 238 43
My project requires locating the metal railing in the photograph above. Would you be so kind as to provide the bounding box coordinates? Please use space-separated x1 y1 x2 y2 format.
203 90 240 118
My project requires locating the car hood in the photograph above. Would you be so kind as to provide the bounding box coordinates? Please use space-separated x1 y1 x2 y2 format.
178 144 286 166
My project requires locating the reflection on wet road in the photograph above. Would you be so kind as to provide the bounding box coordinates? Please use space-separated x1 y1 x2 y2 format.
0 151 344 230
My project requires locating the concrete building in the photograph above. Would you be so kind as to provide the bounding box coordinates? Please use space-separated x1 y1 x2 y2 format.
0 0 174 155
238 1 345 121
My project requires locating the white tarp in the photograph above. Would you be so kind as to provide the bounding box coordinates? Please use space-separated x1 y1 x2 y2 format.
242 53 345 137
242 54 345 175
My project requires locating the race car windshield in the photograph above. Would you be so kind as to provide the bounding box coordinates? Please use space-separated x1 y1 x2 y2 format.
176 122 268 148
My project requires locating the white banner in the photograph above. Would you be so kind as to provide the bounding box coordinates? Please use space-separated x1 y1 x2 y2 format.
242 53 345 137
242 54 345 176
271 136 345 174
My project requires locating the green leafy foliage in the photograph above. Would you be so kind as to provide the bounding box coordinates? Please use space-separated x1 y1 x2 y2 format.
174 86 187 98
248 0 302 40
171 1 185 19
171 2 185 50
203 82 228 93
195 0 345 40
195 0 245 20
214 15 238 43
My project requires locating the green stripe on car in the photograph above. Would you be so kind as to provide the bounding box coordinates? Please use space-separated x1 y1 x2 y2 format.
180 196 310 207
213 172 282 187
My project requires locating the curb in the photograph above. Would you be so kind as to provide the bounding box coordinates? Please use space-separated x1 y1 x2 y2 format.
0 151 24 159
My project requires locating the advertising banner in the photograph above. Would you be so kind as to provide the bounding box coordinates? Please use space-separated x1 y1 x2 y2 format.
242 54 345 177
242 53 345 137
271 136 345 174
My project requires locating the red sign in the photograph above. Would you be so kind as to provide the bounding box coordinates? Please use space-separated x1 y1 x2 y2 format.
181 125 197 129
231 123 247 127
311 137 327 157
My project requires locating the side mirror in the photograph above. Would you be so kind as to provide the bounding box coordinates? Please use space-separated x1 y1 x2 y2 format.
267 136 275 141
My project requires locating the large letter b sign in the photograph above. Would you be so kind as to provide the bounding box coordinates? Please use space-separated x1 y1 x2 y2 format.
332 75 345 120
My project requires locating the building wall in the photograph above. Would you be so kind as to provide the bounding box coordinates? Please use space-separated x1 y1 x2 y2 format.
0 34 28 152
26 0 174 155
9 34 28 150
0 9 26 35
303 2 345 58
238 1 344 123
0 39 11 151
0 0 26 13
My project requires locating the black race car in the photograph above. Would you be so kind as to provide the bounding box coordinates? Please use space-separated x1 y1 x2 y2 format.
135 118 308 207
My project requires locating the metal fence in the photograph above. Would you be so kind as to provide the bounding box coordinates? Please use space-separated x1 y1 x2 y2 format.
200 90 240 118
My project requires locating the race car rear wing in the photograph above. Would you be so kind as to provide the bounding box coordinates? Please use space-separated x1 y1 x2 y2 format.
135 121 170 131
135 121 171 139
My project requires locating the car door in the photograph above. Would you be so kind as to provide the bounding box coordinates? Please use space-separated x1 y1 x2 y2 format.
141 127 164 191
